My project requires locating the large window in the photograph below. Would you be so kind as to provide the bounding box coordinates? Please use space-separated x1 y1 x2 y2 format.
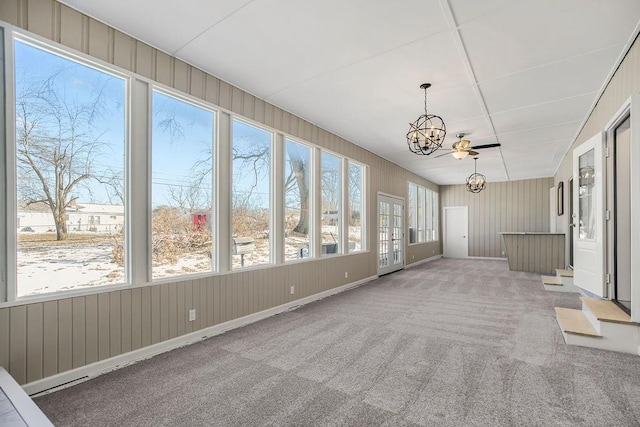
14 40 127 296
321 152 342 255
348 162 364 252
408 182 439 244
284 139 312 261
232 119 272 268
151 90 215 279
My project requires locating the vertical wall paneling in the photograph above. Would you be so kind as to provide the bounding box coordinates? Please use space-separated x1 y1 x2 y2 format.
9 306 27 384
151 285 161 344
42 301 57 377
71 297 85 369
176 282 185 336
140 287 151 348
168 283 178 339
440 178 554 258
130 289 142 351
26 304 43 382
160 284 169 342
120 290 132 354
0 309 9 370
57 299 72 373
85 294 98 364
108 291 121 357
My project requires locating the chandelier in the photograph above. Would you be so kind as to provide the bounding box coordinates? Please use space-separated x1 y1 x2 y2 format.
406 83 446 155
466 157 486 193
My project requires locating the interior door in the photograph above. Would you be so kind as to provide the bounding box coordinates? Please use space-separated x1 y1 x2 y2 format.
573 132 604 297
443 206 468 258
378 195 404 275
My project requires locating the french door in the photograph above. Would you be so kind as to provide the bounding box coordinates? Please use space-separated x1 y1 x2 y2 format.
378 194 404 275
573 132 604 297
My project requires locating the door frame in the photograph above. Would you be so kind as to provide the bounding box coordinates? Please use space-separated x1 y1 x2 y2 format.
603 94 640 321
573 132 605 297
377 192 405 276
443 206 468 259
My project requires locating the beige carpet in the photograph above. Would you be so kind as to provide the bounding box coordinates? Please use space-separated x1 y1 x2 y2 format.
35 259 640 426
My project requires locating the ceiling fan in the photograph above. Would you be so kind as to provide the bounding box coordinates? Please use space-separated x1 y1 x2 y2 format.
434 133 501 160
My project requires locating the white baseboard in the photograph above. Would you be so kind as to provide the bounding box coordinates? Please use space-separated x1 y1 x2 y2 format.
467 256 508 261
405 254 442 269
24 275 377 397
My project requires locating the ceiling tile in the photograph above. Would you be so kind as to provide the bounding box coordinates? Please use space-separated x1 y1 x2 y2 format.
61 0 253 54
480 46 621 114
459 0 640 82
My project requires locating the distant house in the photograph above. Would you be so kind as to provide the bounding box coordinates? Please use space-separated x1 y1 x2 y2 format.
17 201 124 233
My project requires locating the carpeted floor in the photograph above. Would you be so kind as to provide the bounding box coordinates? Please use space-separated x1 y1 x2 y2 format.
35 259 640 426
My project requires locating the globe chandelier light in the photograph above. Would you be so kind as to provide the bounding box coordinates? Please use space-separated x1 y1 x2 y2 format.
466 157 486 193
406 83 446 155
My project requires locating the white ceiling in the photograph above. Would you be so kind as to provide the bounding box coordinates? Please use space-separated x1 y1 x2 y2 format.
61 0 640 184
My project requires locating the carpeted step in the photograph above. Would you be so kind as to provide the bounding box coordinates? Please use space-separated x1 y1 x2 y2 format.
580 297 640 326
555 307 601 338
541 276 561 286
556 268 574 277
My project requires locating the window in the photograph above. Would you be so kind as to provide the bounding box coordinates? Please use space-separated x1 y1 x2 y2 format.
408 182 439 244
151 90 215 279
417 186 425 242
284 139 312 261
321 152 341 255
232 119 272 268
348 162 364 252
408 183 417 243
14 39 127 297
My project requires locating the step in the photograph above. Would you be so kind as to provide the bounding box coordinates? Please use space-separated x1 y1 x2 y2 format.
541 275 562 286
556 268 574 277
581 297 640 326
555 307 602 338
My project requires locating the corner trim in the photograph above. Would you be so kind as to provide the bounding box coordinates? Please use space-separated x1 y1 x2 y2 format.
24 275 377 397
405 254 442 269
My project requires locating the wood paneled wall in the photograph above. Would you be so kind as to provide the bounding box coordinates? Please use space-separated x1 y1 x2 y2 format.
0 0 440 386
440 178 554 258
555 33 640 237
501 234 565 274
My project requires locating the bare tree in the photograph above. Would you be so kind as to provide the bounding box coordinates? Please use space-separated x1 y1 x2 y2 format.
16 69 113 241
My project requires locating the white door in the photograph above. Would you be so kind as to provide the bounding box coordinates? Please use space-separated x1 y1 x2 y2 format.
378 194 404 275
573 132 605 297
444 206 468 258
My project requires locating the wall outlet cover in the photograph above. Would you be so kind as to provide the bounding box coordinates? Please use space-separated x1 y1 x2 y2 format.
189 309 196 322
290 286 295 295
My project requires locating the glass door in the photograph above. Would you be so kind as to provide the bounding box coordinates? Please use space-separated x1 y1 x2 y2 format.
378 194 404 275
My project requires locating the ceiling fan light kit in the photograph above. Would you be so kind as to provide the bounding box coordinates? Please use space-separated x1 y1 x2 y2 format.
466 157 486 193
407 83 446 156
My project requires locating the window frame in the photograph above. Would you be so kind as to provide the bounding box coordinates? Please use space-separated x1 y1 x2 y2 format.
7 32 132 301
149 86 219 281
408 181 439 246
346 159 367 253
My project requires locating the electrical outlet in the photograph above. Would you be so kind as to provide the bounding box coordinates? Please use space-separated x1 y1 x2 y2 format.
412 255 415 260
344 271 348 279
189 309 196 322
290 286 295 295
501 251 505 256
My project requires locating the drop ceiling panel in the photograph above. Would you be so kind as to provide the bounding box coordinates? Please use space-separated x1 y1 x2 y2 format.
496 122 581 148
176 0 448 98
460 0 640 82
480 46 621 115
490 94 595 135
61 0 252 54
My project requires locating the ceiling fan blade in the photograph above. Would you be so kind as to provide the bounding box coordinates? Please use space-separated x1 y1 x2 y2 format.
470 143 501 150
468 150 479 156
460 140 470 149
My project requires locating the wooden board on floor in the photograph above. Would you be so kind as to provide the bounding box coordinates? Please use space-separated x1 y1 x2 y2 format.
555 307 601 338
556 269 574 277
541 276 562 286
580 297 639 325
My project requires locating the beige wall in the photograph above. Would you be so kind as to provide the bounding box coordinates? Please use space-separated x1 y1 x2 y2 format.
440 178 554 258
0 0 440 386
554 33 640 233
